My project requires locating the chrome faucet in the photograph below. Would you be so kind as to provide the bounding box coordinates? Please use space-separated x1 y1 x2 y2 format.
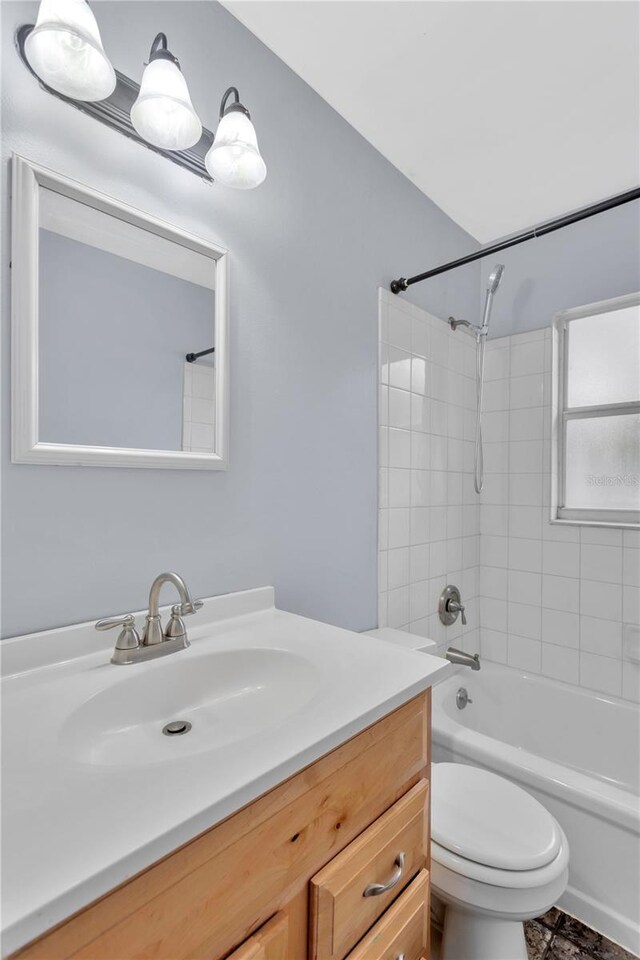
96 572 202 665
445 647 481 671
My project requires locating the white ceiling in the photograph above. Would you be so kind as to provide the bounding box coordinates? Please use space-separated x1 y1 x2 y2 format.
223 1 640 242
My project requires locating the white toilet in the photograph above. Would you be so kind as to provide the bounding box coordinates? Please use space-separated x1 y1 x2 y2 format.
431 763 569 960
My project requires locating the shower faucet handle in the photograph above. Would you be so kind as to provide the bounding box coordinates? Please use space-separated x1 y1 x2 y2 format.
439 584 467 626
449 599 467 625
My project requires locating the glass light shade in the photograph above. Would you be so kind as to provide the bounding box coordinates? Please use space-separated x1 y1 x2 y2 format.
130 59 202 151
24 0 116 101
205 110 267 189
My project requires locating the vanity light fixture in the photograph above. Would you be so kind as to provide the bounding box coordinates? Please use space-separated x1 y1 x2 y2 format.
205 87 267 190
23 0 116 101
16 18 267 187
130 33 202 151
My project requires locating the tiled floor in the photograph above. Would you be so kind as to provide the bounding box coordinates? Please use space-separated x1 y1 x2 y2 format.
525 908 639 960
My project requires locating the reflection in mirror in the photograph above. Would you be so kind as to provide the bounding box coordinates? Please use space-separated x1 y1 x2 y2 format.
38 188 216 453
11 155 228 469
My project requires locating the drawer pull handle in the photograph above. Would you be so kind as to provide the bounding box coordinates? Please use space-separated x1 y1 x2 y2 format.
397 955 405 960
363 852 406 897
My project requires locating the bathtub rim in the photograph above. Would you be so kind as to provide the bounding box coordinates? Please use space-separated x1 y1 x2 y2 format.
431 664 640 835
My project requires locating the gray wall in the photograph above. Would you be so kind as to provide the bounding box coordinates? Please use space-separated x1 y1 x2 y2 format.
1 1 481 638
39 230 214 450
480 202 640 338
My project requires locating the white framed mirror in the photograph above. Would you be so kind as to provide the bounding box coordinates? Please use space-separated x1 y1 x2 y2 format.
11 154 229 470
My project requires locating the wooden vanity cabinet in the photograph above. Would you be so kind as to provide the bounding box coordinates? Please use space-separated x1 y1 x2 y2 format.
11 691 431 960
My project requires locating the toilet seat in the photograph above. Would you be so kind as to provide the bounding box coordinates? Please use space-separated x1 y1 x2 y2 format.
431 763 562 871
432 836 569 889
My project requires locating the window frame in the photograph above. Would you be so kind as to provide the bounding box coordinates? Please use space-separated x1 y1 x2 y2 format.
551 291 640 529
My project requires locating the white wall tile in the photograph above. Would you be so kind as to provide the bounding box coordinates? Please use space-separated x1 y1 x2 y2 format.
622 661 640 702
510 374 545 409
542 644 579 684
509 538 542 573
623 548 640 587
508 601 542 640
509 407 544 441
510 340 545 377
508 570 542 606
388 468 411 508
543 574 580 613
580 544 622 584
579 652 622 697
580 616 622 658
389 388 412 429
388 347 412 391
624 585 640 625
508 635 542 672
388 306 413 351
388 508 411 549
388 547 410 591
387 586 410 628
388 428 411 468
481 535 509 568
542 541 580 578
481 597 508 632
541 608 579 649
579 580 622 621
481 629 508 663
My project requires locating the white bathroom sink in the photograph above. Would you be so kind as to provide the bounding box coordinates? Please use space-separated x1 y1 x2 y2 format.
1 587 450 955
62 647 318 766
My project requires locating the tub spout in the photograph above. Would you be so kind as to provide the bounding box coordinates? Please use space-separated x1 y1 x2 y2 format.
446 647 481 670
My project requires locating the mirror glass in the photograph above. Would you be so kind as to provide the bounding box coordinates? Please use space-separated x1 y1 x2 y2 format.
38 188 216 454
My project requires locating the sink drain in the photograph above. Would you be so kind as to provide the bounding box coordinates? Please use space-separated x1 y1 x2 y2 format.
162 720 192 737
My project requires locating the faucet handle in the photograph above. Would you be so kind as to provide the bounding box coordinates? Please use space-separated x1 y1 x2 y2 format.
176 599 203 616
95 614 141 652
96 614 135 631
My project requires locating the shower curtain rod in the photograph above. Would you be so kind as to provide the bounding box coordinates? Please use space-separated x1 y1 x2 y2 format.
389 186 640 294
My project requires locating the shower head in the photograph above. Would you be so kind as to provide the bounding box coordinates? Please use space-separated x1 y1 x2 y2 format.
487 264 505 294
479 263 505 334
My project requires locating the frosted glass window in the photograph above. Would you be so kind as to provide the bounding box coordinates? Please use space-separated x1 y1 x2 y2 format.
554 294 640 525
565 415 640 511
567 306 640 407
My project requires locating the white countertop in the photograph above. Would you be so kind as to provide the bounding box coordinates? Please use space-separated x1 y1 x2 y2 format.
0 588 449 956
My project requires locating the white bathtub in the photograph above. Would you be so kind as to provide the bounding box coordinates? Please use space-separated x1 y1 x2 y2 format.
431 662 640 956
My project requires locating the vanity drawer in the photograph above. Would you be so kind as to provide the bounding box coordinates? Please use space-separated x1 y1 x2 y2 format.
309 780 428 960
226 913 288 960
344 870 429 960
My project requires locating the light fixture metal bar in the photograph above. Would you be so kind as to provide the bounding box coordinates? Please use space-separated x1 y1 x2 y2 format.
16 24 214 182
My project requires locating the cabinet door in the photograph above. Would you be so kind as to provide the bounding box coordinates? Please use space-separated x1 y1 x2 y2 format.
227 914 289 960
344 871 429 960
310 781 428 960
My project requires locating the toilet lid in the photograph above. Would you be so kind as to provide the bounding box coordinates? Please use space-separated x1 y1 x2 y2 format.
431 764 562 871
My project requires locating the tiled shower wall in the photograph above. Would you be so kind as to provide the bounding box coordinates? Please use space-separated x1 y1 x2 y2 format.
478 330 640 703
377 288 480 654
377 294 640 702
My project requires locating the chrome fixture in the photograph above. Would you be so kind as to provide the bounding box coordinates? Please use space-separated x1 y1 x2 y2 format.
363 852 406 897
456 686 473 709
95 571 202 665
448 316 473 332
439 584 467 626
473 264 504 493
162 720 192 736
448 265 505 493
446 647 481 671
16 12 266 187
